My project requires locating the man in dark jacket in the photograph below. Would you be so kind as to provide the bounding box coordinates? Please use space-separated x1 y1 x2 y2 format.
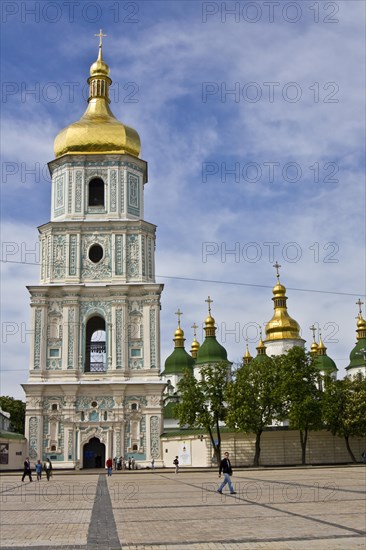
217 452 236 494
21 457 33 482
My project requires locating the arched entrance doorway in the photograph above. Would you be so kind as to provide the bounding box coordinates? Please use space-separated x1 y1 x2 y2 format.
83 437 106 469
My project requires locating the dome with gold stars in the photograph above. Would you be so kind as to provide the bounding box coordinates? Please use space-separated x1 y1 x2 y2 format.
54 35 140 158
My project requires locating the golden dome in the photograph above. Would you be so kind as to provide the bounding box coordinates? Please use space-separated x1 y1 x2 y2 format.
311 341 319 354
357 314 366 331
265 276 301 341
174 327 184 339
191 339 200 351
54 43 141 158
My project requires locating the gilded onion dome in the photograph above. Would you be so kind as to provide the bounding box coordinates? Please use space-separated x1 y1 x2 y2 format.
190 323 200 359
310 324 319 354
265 266 301 341
54 37 141 158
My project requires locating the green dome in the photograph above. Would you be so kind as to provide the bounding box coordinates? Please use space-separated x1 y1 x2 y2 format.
195 336 228 365
315 354 337 373
251 354 273 367
346 338 366 371
162 348 195 375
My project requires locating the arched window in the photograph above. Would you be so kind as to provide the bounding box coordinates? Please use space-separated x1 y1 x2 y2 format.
132 444 138 451
88 178 105 207
131 403 137 411
85 316 106 372
51 445 56 452
52 404 58 411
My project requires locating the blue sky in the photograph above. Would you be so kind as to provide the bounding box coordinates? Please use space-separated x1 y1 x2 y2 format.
1 0 365 399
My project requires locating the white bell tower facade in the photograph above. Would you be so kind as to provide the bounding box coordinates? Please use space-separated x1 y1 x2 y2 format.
22 37 165 469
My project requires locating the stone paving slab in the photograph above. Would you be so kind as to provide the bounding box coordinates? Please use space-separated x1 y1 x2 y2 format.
0 466 365 549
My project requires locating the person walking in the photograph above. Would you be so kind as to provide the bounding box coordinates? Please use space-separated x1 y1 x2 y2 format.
44 458 52 481
362 450 366 464
173 456 179 474
106 457 113 476
21 457 33 482
35 460 43 481
151 458 155 470
217 452 236 494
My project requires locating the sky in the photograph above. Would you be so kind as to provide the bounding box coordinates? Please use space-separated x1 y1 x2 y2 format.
1 0 365 400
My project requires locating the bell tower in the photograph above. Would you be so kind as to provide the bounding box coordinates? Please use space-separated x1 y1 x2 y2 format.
22 34 165 468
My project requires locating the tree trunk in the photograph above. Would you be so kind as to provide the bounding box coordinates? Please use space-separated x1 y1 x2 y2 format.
344 434 356 463
207 426 221 465
254 430 262 467
300 429 308 465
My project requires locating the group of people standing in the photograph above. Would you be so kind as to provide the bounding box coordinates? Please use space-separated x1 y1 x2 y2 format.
22 457 53 482
112 456 137 471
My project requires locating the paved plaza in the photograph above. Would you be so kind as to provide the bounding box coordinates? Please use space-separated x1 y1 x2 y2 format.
0 465 365 549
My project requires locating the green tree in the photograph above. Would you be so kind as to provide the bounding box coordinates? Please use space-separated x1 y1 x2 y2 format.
322 373 366 462
276 347 323 465
175 363 229 464
0 396 26 434
226 356 284 467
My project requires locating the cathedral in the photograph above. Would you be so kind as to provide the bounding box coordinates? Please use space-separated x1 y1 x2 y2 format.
23 38 366 469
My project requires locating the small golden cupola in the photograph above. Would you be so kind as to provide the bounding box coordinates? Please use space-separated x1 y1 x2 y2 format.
310 324 319 354
265 262 302 341
190 322 200 359
54 30 141 158
243 341 252 365
256 331 267 356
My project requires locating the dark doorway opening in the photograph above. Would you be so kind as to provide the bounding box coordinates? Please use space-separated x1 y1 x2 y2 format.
83 437 105 469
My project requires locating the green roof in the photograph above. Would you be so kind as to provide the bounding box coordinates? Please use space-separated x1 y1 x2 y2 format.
163 347 195 375
315 354 338 373
195 336 228 365
0 431 26 440
346 338 366 370
251 354 273 366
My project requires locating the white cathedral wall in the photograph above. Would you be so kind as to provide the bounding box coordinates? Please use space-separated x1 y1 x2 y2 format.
264 338 305 357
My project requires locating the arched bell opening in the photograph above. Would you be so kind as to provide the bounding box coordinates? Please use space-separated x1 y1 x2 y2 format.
88 178 105 207
85 316 106 372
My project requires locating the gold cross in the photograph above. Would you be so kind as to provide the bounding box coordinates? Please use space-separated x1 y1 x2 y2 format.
191 323 198 338
175 308 183 327
309 324 317 342
273 261 281 280
205 296 213 315
356 298 364 315
95 29 107 47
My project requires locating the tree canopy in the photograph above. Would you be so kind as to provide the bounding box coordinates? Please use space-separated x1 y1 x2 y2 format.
0 396 26 434
322 373 366 462
225 355 284 466
175 363 230 464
